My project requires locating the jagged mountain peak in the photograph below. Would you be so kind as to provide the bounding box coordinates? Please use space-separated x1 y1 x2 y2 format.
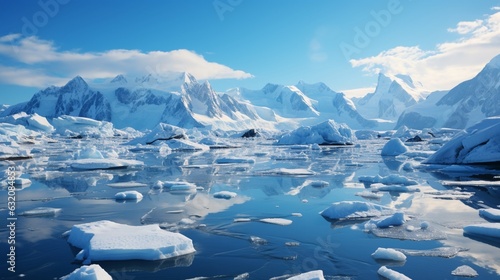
61 76 89 93
110 74 127 84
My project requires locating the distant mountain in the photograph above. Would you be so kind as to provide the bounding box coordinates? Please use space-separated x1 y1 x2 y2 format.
355 73 428 122
227 81 378 129
396 54 500 129
1 73 280 131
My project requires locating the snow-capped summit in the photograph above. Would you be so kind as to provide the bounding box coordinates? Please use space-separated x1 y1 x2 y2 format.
61 76 89 94
397 53 500 129
355 73 428 121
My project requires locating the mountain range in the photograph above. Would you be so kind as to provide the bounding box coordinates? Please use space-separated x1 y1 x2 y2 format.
1 54 499 131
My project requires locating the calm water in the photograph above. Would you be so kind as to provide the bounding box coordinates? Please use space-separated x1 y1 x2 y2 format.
1 137 500 280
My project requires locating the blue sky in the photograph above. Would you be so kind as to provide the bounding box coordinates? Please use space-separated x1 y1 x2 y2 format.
1 0 500 105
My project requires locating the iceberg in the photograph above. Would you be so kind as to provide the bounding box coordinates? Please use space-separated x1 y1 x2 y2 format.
320 201 394 220
425 117 500 165
60 264 112 280
65 220 195 264
381 138 409 156
277 120 355 145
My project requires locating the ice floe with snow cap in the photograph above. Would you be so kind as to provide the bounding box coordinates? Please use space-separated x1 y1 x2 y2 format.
277 119 355 145
126 123 209 151
52 115 116 138
320 201 394 221
69 146 144 170
60 264 112 280
64 220 195 264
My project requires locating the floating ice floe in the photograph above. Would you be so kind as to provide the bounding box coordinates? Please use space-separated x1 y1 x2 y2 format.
0 112 55 133
381 138 408 156
440 180 500 188
285 270 325 280
377 266 411 280
19 207 62 217
371 247 406 262
52 115 116 138
65 220 195 264
215 157 255 164
424 190 474 200
320 201 394 221
257 168 315 176
424 117 500 165
115 190 143 201
479 209 500 222
368 219 446 241
395 247 467 258
70 158 144 170
359 174 418 187
451 265 478 277
277 120 355 145
355 190 384 199
60 264 112 280
213 191 237 199
155 180 198 194
106 182 148 188
463 223 500 240
365 212 407 229
126 123 208 152
260 218 293 226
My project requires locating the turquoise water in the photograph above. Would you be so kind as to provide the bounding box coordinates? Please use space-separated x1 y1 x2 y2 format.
1 138 499 279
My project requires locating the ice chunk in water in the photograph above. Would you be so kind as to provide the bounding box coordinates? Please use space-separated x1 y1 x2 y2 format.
20 207 62 217
320 201 394 220
60 264 112 280
377 266 411 280
213 191 237 199
451 265 478 277
479 209 500 222
369 219 447 241
285 270 325 280
463 223 500 239
65 220 195 264
395 247 467 258
115 190 143 201
371 248 406 262
260 218 293 226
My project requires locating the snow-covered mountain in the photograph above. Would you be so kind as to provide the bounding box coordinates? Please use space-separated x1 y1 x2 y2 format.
1 73 282 131
355 73 428 122
396 54 500 129
226 81 378 129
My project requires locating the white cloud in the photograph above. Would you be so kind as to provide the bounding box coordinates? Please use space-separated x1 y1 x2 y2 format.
350 10 500 91
492 6 500 11
447 19 483 34
0 35 253 88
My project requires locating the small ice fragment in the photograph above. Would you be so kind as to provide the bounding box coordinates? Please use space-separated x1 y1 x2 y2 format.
301 199 309 203
451 265 478 277
371 248 406 262
213 191 237 199
320 201 394 220
234 218 252 223
20 207 62 217
114 190 143 201
463 223 500 239
286 270 325 280
106 182 148 188
179 218 196 225
406 225 416 232
291 213 303 217
372 212 407 228
234 272 250 280
250 236 267 245
60 264 112 280
285 242 300 247
260 218 293 226
377 266 411 280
